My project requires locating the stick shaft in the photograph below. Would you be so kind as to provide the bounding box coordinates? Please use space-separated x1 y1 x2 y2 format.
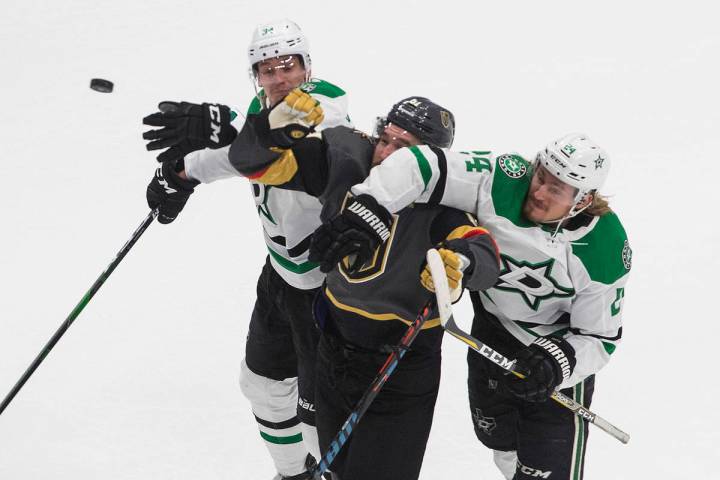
426 251 629 444
0 209 157 416
312 250 442 479
444 315 629 444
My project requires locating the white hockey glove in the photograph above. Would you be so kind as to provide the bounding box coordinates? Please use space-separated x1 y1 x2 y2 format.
264 88 324 148
269 88 324 129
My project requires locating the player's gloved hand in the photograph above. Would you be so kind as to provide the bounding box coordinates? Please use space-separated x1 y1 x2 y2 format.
146 160 200 224
266 88 325 148
143 101 238 163
309 194 392 273
502 337 577 402
421 239 475 302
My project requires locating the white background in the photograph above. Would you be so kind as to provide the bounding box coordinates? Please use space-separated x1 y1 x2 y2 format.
1 1 718 478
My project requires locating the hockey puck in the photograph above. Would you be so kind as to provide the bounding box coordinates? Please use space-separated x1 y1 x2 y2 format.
90 78 114 93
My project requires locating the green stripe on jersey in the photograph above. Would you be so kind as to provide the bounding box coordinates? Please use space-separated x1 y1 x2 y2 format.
490 155 534 228
301 79 346 98
571 212 630 284
268 247 319 274
260 431 303 445
572 383 586 480
247 95 262 115
246 79 345 116
602 341 617 355
408 145 432 190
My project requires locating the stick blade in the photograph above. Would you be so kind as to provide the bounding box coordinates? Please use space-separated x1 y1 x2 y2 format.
426 249 453 326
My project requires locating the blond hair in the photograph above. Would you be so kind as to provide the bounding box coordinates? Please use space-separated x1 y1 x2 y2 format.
586 192 611 216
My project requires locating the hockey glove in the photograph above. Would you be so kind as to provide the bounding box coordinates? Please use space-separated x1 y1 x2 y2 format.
266 88 325 148
503 337 577 402
143 101 238 163
146 160 199 224
309 194 392 274
420 238 475 302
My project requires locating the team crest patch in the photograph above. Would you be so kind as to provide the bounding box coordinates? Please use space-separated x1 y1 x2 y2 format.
622 239 632 270
473 408 497 435
497 154 527 179
300 82 316 93
440 110 451 128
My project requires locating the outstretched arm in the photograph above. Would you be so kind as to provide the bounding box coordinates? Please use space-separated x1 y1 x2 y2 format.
352 146 494 213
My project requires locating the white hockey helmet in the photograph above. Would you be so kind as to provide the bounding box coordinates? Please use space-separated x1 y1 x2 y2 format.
247 19 312 74
535 133 610 205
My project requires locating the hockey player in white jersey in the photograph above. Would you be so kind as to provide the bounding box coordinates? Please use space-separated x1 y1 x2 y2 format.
310 133 631 479
142 20 351 480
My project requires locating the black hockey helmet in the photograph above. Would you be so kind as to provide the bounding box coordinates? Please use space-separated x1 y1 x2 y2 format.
380 96 455 148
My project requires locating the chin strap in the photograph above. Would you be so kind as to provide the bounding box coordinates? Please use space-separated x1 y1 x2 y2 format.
545 192 594 239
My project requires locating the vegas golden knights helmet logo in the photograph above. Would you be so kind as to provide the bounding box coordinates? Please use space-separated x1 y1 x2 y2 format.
440 110 450 129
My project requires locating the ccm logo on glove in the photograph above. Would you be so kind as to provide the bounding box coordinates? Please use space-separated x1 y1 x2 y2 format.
208 104 223 143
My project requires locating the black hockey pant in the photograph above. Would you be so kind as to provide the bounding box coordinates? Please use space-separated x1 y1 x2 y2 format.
467 300 595 480
245 256 321 425
315 333 440 480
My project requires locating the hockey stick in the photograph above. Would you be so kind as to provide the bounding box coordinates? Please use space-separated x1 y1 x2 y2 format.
310 249 442 479
0 209 159 417
425 253 631 445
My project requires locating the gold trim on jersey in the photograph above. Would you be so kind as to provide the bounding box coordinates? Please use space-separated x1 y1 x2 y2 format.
248 148 298 185
338 192 399 283
325 287 441 329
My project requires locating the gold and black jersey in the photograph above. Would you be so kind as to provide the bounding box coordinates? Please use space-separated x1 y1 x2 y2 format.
324 203 498 353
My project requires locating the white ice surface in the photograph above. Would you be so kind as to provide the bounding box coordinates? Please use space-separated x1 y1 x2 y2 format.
1 1 718 478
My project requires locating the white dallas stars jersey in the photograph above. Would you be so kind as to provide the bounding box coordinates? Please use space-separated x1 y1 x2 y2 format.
184 79 352 289
352 146 631 388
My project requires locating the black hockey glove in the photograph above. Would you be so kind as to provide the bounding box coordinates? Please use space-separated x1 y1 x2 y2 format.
503 337 577 402
143 101 238 163
146 160 200 224
308 194 392 273
420 238 475 302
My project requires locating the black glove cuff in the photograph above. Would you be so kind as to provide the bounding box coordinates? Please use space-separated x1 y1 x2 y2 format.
442 238 476 278
257 103 313 148
163 161 199 191
343 194 393 243
530 337 577 383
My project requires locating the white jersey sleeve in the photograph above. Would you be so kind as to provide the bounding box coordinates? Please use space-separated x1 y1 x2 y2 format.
184 78 352 184
184 145 236 184
558 214 630 388
351 146 494 215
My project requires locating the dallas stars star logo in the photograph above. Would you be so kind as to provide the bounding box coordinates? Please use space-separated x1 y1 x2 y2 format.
494 255 575 310
253 183 277 225
594 155 605 170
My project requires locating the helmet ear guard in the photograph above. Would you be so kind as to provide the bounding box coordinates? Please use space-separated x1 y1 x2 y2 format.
372 116 389 139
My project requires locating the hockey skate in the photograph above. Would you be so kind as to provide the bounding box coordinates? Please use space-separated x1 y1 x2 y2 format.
271 453 332 480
